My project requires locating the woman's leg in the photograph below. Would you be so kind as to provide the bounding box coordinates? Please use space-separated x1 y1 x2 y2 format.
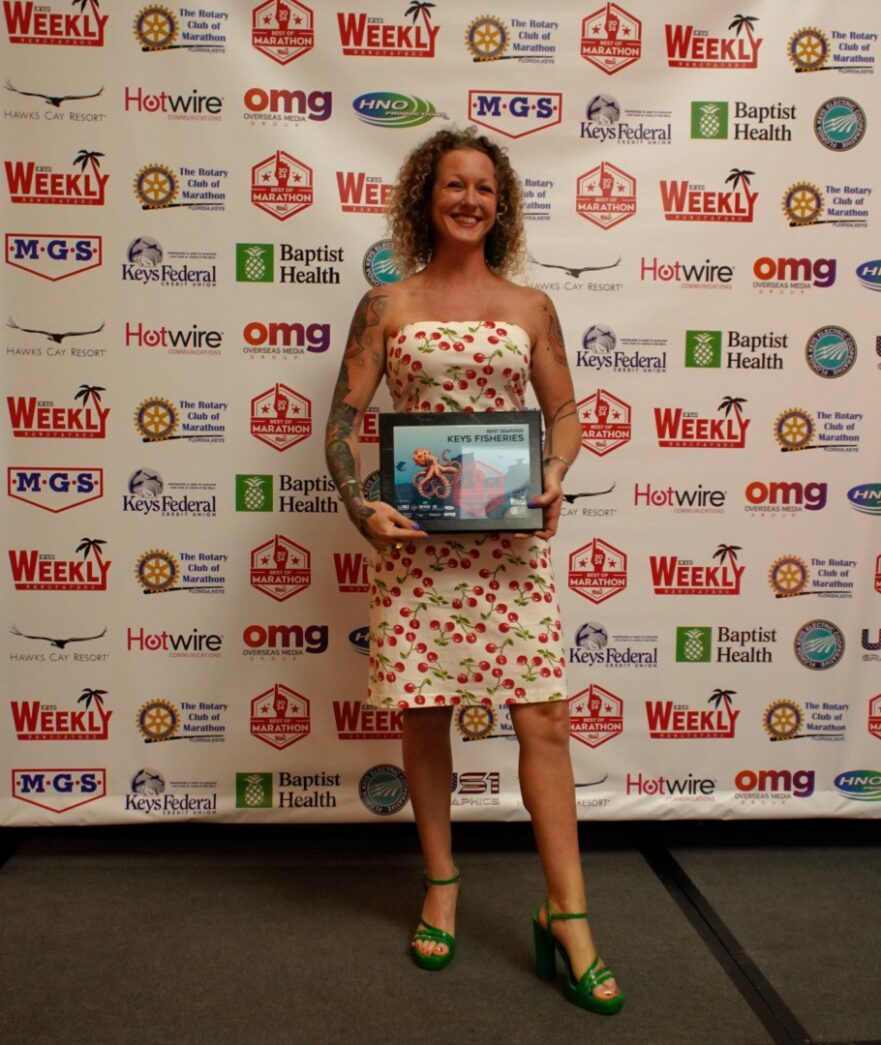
510 700 620 999
401 706 459 957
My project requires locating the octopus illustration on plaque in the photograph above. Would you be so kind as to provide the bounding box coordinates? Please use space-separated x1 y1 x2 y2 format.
412 447 462 500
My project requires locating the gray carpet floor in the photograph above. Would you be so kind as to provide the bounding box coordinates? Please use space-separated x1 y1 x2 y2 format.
0 820 878 1045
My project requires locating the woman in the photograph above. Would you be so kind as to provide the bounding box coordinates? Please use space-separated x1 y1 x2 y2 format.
324 128 622 1014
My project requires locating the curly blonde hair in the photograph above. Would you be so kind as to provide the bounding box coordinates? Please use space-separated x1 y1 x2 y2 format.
388 127 525 278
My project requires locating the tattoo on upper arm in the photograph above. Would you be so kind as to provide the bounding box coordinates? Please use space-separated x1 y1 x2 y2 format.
542 300 567 367
344 293 387 365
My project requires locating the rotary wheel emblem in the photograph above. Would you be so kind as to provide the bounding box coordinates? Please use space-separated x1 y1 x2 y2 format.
135 397 179 441
454 704 495 740
466 16 509 60
137 699 180 742
136 549 180 593
774 408 814 451
134 164 179 209
134 5 179 50
769 555 808 597
763 699 803 740
788 27 829 72
782 183 823 226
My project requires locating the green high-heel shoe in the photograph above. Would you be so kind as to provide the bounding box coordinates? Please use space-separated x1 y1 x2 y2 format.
410 869 460 971
531 899 624 1014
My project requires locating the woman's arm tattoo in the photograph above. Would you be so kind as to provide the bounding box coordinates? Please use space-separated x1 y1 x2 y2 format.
345 293 387 365
546 398 576 456
542 300 567 367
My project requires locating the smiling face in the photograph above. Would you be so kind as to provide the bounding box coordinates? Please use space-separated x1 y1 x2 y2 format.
430 147 499 251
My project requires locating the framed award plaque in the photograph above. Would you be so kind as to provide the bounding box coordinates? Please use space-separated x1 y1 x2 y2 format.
379 411 543 532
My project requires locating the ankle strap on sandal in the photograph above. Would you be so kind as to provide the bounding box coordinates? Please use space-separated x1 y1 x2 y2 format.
424 869 461 886
544 897 587 923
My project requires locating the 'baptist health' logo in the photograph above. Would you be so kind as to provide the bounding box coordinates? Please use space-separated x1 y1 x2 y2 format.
237 243 274 283
691 102 728 139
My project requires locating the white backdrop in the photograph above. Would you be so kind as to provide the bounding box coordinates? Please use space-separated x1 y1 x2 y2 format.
2 0 879 824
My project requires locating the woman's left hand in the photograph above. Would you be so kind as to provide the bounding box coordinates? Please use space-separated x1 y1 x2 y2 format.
514 474 563 541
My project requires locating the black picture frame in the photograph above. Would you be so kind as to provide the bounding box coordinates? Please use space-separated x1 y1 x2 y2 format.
379 411 543 532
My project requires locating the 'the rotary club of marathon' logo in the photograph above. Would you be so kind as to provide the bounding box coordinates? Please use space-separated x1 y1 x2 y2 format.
464 14 556 64
134 549 225 595
252 0 314 64
814 98 866 151
805 326 857 378
133 4 226 53
6 233 102 281
659 168 757 223
134 397 226 443
250 684 310 750
576 162 636 230
576 389 631 456
782 183 867 229
250 383 311 449
251 151 313 220
665 12 762 70
794 619 845 670
4 0 108 47
569 684 623 748
9 538 110 591
5 149 108 205
568 539 627 604
7 467 103 513
788 26 877 75
762 698 846 742
581 4 641 75
768 554 854 600
133 163 226 211
250 535 310 600
454 703 515 742
358 764 409 815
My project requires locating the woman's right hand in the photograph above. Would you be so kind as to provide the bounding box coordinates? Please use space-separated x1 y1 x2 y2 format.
354 499 428 552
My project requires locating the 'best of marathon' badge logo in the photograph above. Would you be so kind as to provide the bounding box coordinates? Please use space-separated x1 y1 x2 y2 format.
5 150 108 205
9 539 110 591
250 535 311 601
577 388 631 456
252 0 314 64
250 383 311 449
654 396 749 448
651 543 744 596
660 169 757 223
569 684 623 748
251 151 313 220
568 539 627 603
4 0 108 46
336 6 439 58
250 684 310 750
581 4 641 75
665 12 762 69
576 162 636 230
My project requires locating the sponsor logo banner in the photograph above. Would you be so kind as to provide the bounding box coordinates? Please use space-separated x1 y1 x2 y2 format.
568 539 627 603
12 768 107 812
7 467 103 512
6 233 102 281
569 685 623 748
252 0 314 64
468 91 561 139
4 0 108 46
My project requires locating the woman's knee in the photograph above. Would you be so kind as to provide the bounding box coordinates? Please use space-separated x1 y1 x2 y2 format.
510 700 570 748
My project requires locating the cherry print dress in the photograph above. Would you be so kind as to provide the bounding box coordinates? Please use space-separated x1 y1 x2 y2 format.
367 320 567 709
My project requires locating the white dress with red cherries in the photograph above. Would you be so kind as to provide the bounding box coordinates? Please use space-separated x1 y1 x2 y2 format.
367 320 567 709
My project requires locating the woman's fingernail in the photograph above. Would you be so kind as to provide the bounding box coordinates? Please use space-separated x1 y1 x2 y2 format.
412 522 422 530
528 499 537 508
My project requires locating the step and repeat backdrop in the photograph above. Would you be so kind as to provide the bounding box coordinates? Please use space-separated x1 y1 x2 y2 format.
2 1 880 825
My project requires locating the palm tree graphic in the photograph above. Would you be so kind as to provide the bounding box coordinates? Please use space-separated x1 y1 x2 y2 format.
78 688 107 709
725 168 754 192
718 395 747 420
713 544 741 569
74 384 105 411
73 149 104 178
708 689 736 710
405 1 435 32
72 0 102 12
728 14 758 40
76 537 106 562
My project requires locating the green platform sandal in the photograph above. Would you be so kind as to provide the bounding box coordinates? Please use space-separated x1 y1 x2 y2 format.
531 899 624 1014
410 870 461 971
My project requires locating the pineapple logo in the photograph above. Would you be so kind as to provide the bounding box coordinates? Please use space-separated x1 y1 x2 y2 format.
236 474 273 512
685 330 722 368
237 242 274 283
691 101 728 139
236 772 273 808
676 626 712 662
